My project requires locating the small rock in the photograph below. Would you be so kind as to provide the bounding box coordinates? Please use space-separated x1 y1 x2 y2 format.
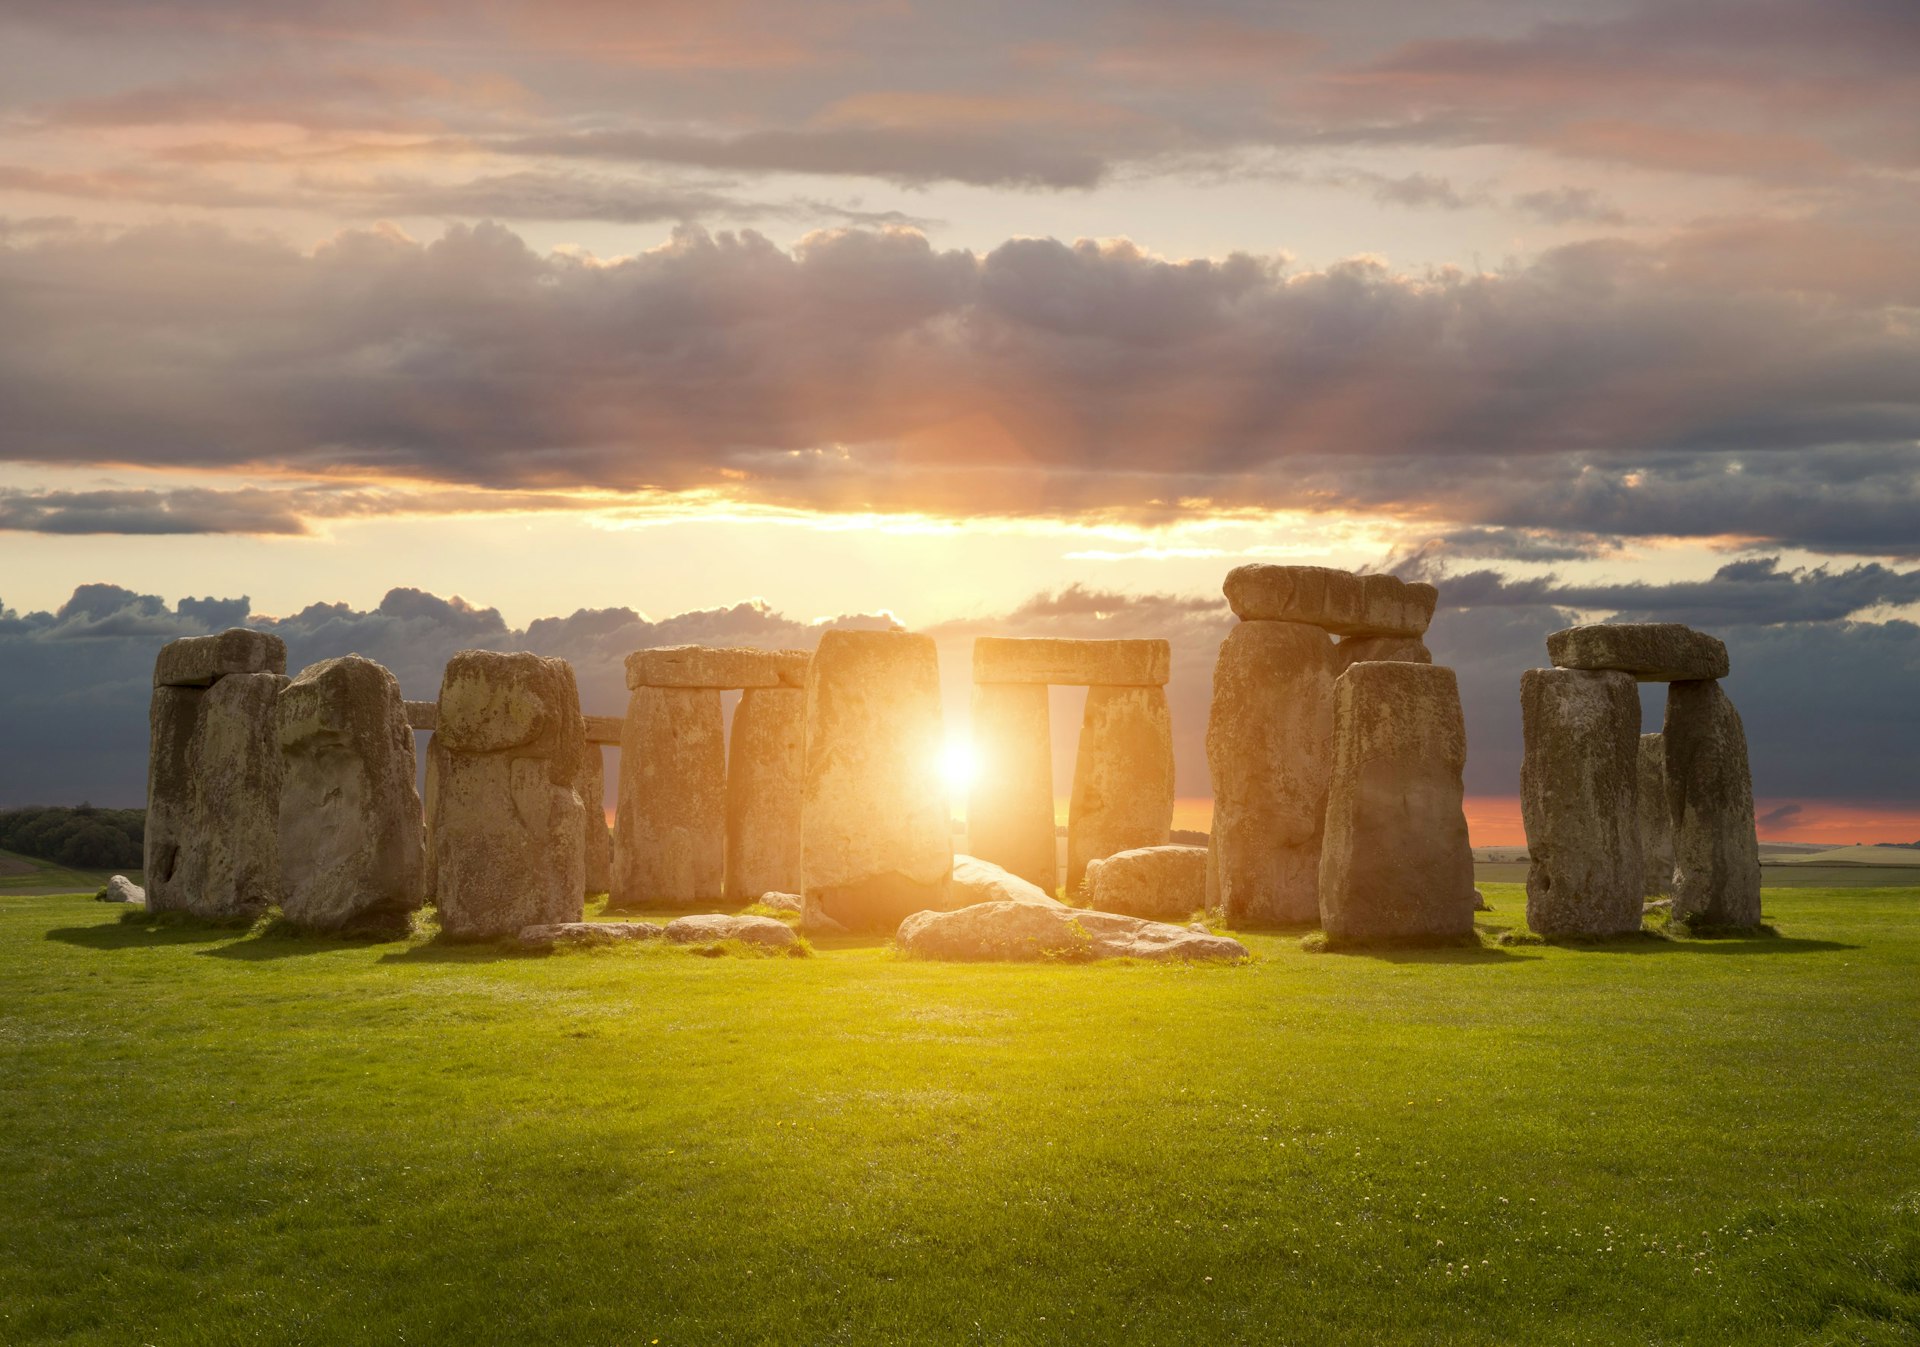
98 875 146 904
517 921 664 949
1473 889 1491 912
896 901 1248 963
664 913 800 948
758 891 803 913
949 854 1064 908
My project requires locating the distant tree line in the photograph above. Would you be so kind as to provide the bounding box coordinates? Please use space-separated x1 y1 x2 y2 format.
0 805 144 870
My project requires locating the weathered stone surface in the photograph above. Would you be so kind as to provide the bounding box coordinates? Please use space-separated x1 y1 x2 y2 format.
624 646 809 691
896 901 1249 962
583 714 623 745
421 730 447 903
725 686 806 903
1664 680 1763 928
949 854 1065 909
1223 566 1438 638
1519 668 1644 937
972 637 1170 687
1637 733 1674 897
152 628 286 688
664 913 801 948
431 651 586 939
517 920 664 949
404 700 437 731
1067 685 1175 892
1547 623 1729 682
99 875 145 904
276 655 425 932
143 683 205 913
1318 662 1477 942
800 892 848 934
613 686 726 906
801 630 952 932
965 681 1057 890
1205 620 1336 926
580 744 611 895
165 671 285 920
1086 845 1208 922
1335 634 1431 670
758 891 803 914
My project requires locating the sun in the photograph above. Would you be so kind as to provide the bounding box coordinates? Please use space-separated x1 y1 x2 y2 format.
938 736 979 793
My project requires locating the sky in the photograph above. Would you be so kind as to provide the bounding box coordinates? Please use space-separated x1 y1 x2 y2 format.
1 0 1917 841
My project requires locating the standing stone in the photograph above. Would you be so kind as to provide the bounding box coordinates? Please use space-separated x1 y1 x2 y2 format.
1519 667 1643 937
143 684 205 913
276 655 424 933
1637 733 1674 898
1318 662 1476 942
613 686 726 906
1335 634 1431 670
1067 685 1174 892
801 630 951 932
1664 680 1763 928
725 686 806 903
169 671 286 920
421 730 447 902
966 682 1057 892
432 651 586 939
580 745 611 896
1204 620 1335 926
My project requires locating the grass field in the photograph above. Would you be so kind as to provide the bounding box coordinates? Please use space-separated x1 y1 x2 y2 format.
3 884 1918 1346
0 848 138 897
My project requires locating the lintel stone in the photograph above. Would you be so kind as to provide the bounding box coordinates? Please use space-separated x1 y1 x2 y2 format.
972 637 1170 687
624 645 809 691
1547 623 1729 682
153 628 287 688
1223 566 1437 638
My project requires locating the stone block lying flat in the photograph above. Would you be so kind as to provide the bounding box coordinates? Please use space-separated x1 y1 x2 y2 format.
404 700 438 730
896 901 1247 962
624 645 809 690
664 913 800 949
972 637 1170 687
1086 845 1207 923
583 714 623 744
1546 623 1729 682
1223 566 1437 638
153 628 287 688
517 921 663 949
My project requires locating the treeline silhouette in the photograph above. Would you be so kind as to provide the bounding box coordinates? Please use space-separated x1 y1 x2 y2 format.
0 805 144 870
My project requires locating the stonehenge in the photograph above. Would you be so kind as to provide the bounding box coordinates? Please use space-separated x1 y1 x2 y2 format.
724 686 806 904
145 629 287 919
1318 662 1477 943
276 655 424 932
1519 623 1762 935
968 637 1175 894
1206 566 1436 927
1086 844 1208 922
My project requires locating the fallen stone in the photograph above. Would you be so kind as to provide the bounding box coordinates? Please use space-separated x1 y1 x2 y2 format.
1205 620 1335 926
1664 680 1763 928
896 901 1248 962
664 913 801 949
1223 566 1437 638
99 875 145 904
1067 685 1175 892
757 891 803 914
1318 662 1477 942
1086 845 1208 922
1637 732 1674 897
613 686 726 906
965 681 1058 890
162 670 286 921
624 646 808 691
1547 623 1729 682
1335 635 1431 670
517 921 664 949
971 637 1170 687
949 854 1065 909
152 628 286 689
580 743 611 895
725 686 806 903
430 651 586 939
1519 667 1644 938
276 655 425 933
801 630 952 932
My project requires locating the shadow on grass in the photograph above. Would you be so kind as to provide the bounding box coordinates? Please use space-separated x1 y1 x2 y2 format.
201 921 412 961
44 917 236 950
375 938 526 965
1587 933 1857 955
1313 939 1533 965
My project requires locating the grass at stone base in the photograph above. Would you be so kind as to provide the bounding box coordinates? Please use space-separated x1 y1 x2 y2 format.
2 886 1918 1346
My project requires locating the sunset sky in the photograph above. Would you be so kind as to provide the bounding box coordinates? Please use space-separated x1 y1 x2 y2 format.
2 0 1917 841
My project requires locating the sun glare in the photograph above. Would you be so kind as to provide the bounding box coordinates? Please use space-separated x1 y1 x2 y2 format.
939 737 980 793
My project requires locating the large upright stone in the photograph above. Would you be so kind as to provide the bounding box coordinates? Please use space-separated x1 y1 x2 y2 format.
725 686 806 903
1318 662 1476 942
1637 733 1673 897
166 671 285 920
1519 667 1643 937
1547 623 1729 682
966 682 1057 891
152 628 286 688
801 630 951 932
1205 620 1336 926
1223 566 1436 638
580 745 611 895
1067 685 1175 892
432 651 586 938
1664 681 1763 928
613 686 726 906
276 655 424 932
972 637 1170 687
143 684 205 912
625 646 808 690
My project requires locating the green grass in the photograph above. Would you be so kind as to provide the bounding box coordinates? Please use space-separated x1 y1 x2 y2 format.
0 846 139 897
3 884 1918 1346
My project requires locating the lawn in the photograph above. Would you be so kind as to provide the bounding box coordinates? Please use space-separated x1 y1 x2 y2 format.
2 884 1917 1346
0 847 138 898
